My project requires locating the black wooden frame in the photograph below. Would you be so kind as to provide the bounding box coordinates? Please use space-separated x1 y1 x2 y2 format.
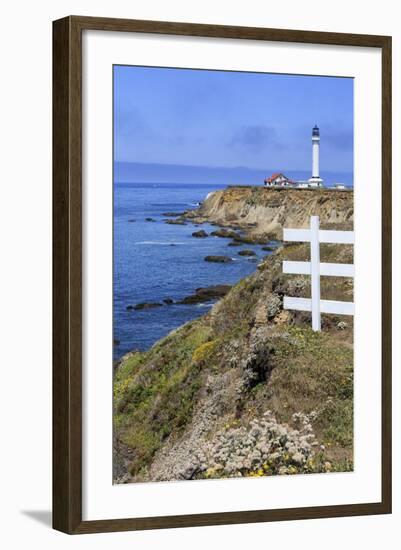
53 15 392 534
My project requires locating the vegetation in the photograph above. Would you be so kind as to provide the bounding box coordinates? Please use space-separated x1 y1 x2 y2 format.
248 325 353 459
114 323 213 475
114 239 354 482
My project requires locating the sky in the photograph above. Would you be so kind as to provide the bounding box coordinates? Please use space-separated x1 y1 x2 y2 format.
114 65 353 184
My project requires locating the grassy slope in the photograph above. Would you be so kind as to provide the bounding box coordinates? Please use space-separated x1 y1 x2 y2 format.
114 242 354 481
114 322 212 475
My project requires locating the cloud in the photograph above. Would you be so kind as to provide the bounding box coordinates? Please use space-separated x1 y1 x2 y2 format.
229 125 280 153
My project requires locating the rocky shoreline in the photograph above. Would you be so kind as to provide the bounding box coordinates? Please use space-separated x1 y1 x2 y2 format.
122 190 289 316
121 185 353 317
125 284 234 312
182 185 354 240
151 185 354 246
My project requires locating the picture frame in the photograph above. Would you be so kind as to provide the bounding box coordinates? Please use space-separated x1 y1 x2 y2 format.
53 15 392 534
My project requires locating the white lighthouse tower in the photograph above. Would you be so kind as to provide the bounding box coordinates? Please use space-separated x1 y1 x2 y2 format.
308 125 324 188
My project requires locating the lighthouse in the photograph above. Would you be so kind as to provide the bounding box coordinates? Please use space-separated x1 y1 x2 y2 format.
308 125 324 187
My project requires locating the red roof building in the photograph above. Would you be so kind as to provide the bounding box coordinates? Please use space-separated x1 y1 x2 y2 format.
264 173 296 187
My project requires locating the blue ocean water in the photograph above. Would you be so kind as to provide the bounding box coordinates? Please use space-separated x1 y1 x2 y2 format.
113 182 277 359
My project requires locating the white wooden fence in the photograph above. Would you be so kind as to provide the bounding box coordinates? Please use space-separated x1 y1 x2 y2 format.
283 216 354 331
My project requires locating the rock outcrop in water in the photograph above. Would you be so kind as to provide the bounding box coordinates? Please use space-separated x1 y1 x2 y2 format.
164 219 187 225
184 186 353 240
128 302 162 311
238 249 256 256
192 230 208 238
204 255 233 263
210 228 241 239
178 285 232 304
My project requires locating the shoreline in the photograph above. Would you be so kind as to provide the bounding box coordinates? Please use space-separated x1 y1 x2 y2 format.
114 184 353 358
114 209 281 358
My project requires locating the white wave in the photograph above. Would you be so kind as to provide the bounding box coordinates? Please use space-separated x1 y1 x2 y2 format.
135 241 187 245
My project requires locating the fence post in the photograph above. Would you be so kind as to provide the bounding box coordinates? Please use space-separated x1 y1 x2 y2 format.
310 216 321 331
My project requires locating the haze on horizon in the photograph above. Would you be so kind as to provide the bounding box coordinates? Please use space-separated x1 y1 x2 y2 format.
114 66 353 185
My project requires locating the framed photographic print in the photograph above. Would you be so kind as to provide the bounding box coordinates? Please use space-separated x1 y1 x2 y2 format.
53 16 392 534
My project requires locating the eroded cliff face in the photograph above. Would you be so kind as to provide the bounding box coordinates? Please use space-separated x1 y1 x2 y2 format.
185 186 353 239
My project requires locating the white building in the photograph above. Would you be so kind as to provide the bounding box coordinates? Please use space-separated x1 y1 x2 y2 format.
264 172 296 187
308 125 324 188
296 181 310 189
263 126 325 189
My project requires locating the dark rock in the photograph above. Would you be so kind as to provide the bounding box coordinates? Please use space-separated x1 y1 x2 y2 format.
262 246 275 252
242 340 273 389
128 219 136 222
145 217 156 222
192 230 208 238
238 249 256 256
164 219 187 225
113 338 120 346
162 211 186 217
211 228 241 239
204 255 233 263
233 235 268 245
133 302 163 310
227 241 242 247
178 285 232 304
163 298 174 304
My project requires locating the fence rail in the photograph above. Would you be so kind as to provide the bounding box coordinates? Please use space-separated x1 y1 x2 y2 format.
283 228 355 244
283 297 355 316
283 216 354 331
282 261 354 278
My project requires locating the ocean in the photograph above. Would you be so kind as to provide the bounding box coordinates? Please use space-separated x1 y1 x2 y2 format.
113 182 278 359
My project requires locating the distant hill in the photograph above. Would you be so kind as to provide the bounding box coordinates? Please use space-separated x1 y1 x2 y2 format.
114 161 353 187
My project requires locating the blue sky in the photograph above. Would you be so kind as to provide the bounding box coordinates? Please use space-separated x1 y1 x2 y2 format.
114 65 353 183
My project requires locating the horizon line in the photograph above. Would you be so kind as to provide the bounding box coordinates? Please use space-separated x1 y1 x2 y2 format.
114 160 353 175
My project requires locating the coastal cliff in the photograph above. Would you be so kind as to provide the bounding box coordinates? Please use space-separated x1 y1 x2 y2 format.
184 186 353 239
114 240 354 483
